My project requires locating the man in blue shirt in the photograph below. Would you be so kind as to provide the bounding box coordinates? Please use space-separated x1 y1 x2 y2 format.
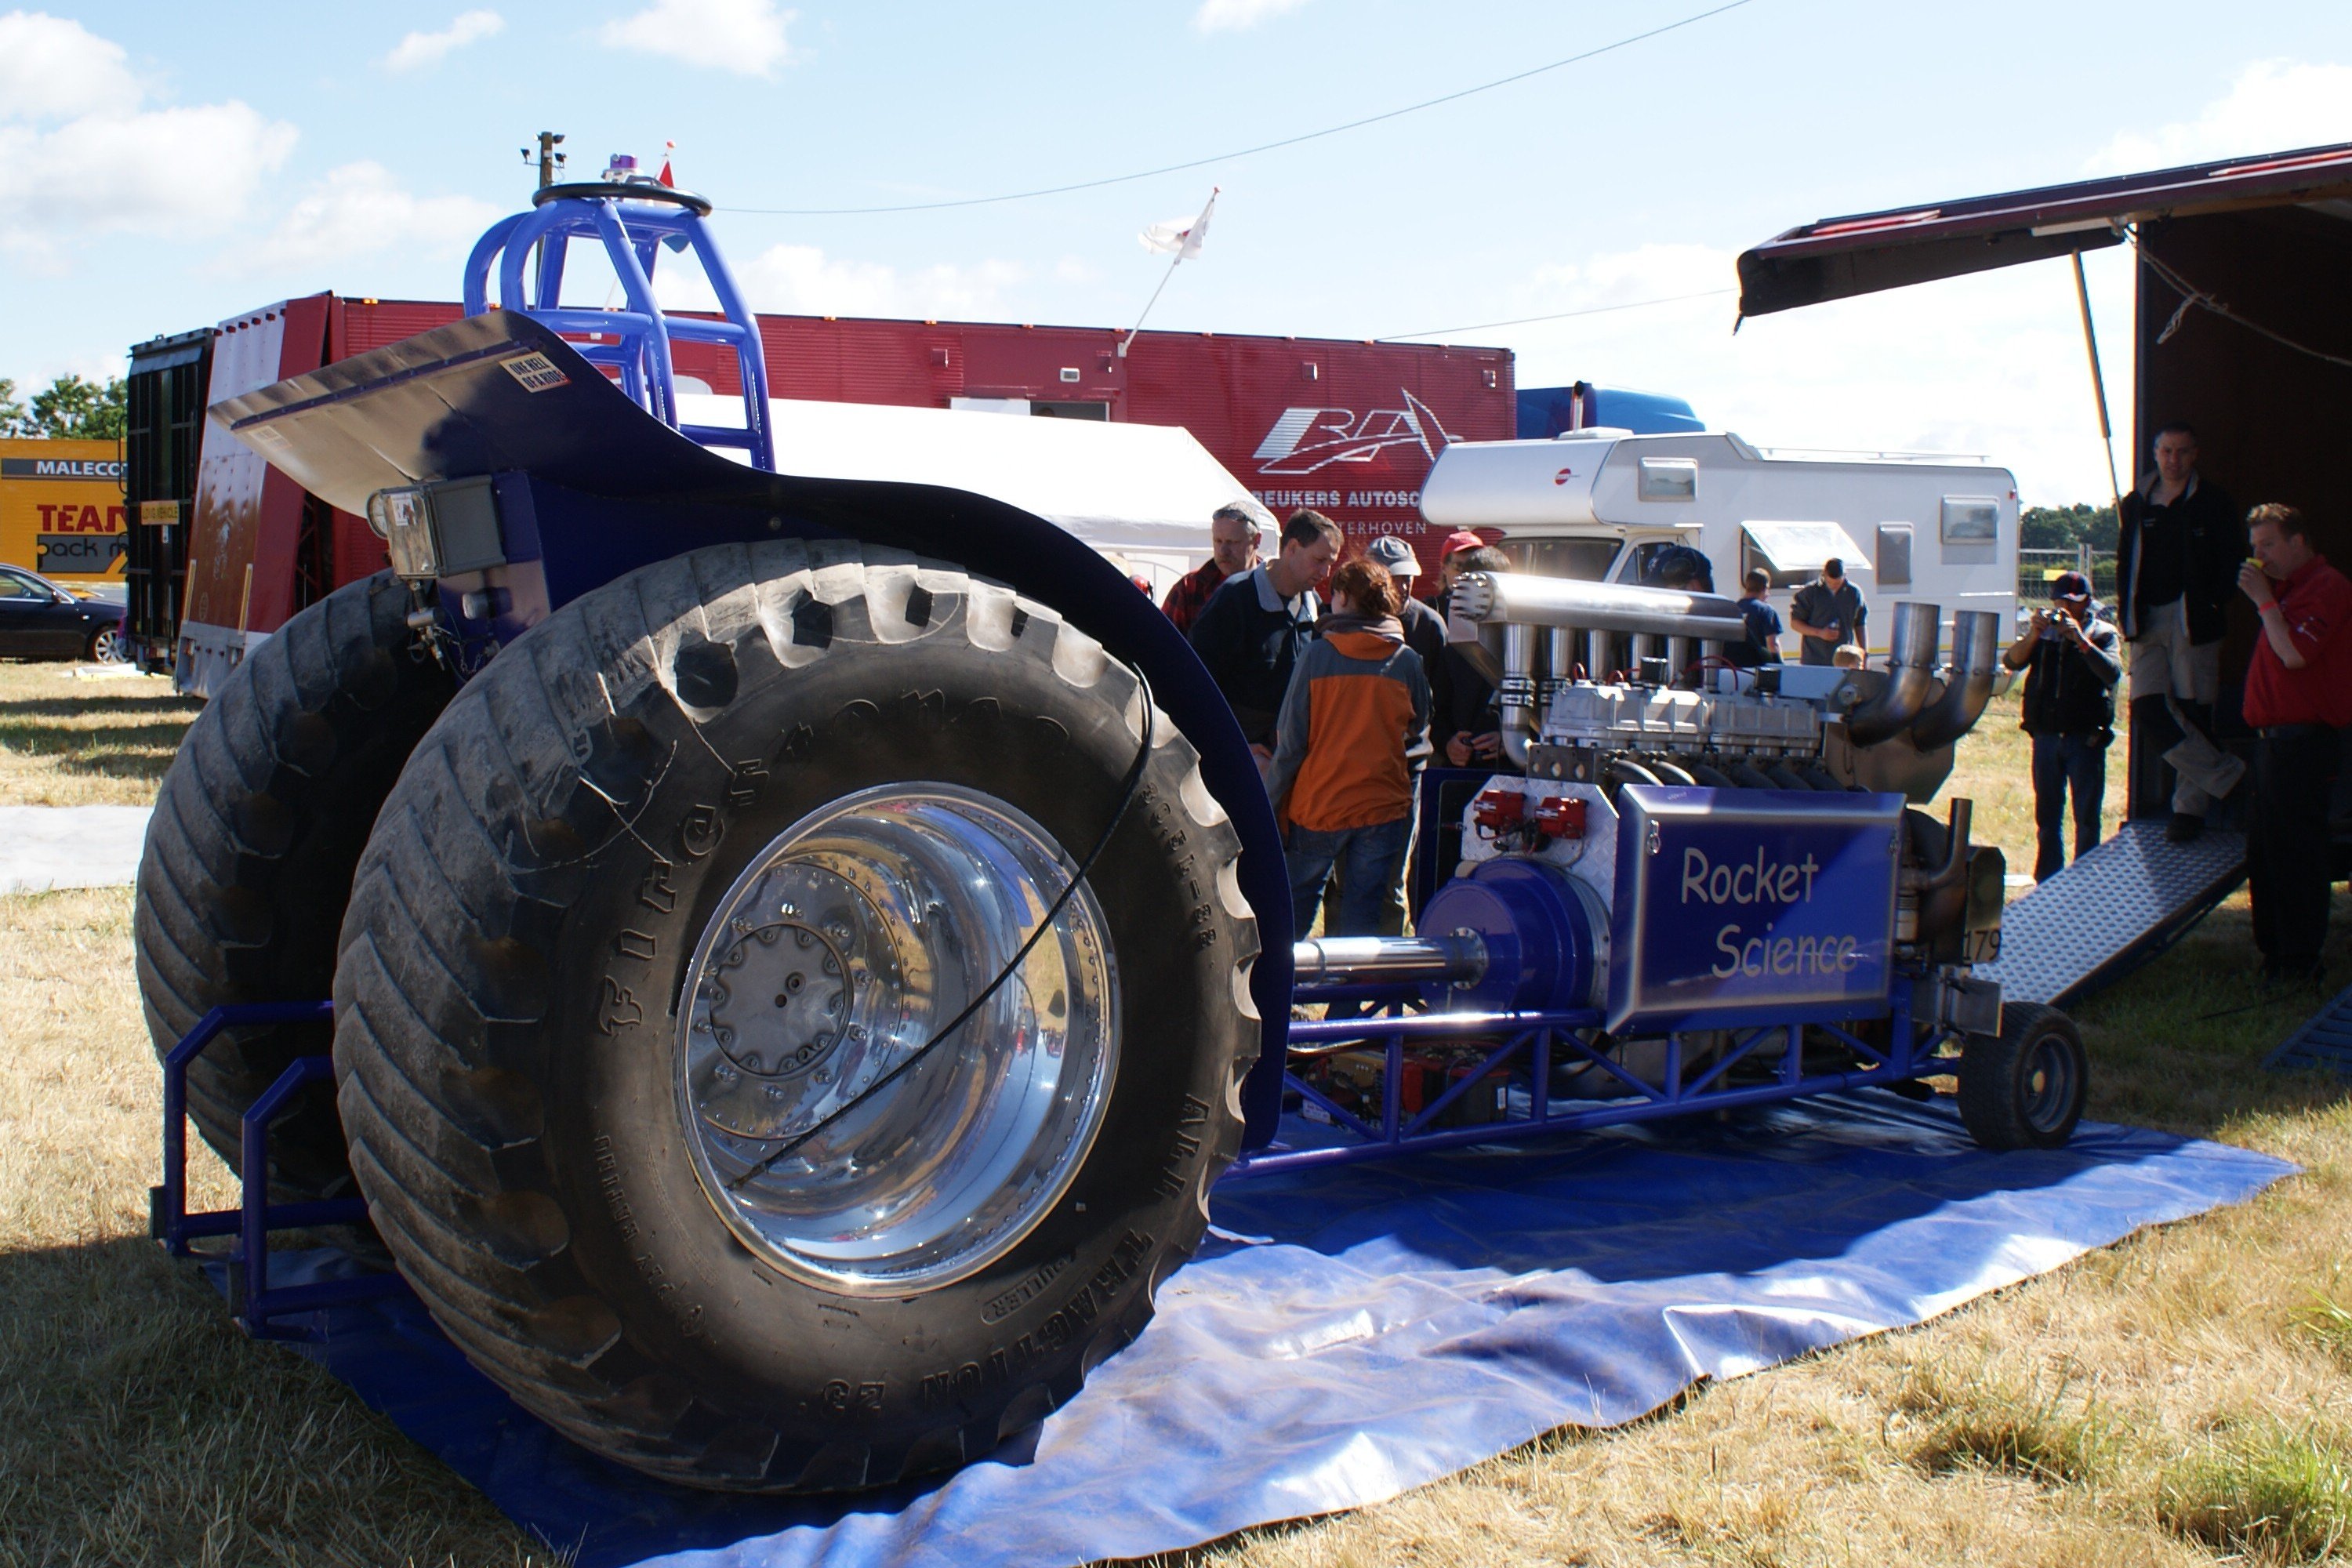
1734 568 1783 665
1789 558 1866 665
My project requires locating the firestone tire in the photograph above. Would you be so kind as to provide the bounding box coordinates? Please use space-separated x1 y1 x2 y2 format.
332 543 1260 1492
1955 1000 2087 1151
135 572 456 1199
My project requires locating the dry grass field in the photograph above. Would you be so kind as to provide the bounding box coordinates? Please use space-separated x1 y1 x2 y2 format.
0 663 201 808
1 676 2347 1566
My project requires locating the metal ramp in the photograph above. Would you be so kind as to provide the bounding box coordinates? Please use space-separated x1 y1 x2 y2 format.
2266 982 2352 1078
1980 820 2246 1006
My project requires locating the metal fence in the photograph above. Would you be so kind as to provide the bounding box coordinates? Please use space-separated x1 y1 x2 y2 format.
2017 546 2118 605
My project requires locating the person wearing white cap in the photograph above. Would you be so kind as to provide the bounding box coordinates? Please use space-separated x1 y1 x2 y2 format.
1362 536 1445 933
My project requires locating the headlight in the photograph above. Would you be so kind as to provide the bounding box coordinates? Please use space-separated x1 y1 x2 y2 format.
369 487 440 579
366 477 506 583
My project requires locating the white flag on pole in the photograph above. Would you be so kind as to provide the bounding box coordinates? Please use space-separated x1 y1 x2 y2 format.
1140 187 1218 260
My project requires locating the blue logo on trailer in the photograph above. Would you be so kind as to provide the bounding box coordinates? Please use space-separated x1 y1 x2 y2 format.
1606 786 1903 1033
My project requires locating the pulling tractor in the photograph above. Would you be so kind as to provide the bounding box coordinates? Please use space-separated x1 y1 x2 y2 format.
138 169 2082 1494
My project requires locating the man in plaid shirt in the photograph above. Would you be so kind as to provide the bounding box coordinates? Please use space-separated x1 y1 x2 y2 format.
1161 503 1264 636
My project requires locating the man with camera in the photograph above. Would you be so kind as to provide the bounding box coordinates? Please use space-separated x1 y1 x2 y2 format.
2001 570 2123 882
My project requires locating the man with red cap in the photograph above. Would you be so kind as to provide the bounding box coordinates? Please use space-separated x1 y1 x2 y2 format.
1437 531 1487 572
2001 569 2122 881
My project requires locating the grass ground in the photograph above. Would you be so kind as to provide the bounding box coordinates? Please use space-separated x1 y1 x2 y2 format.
0 663 201 808
2 677 2347 1566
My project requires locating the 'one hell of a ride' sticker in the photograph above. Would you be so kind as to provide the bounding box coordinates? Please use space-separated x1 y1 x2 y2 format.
500 352 571 393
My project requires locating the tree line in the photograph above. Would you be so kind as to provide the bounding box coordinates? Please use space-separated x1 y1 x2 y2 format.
2020 503 2118 554
0 374 128 441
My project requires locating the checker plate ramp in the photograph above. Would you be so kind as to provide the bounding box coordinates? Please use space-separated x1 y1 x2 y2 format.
1981 820 2246 1006
2266 982 2352 1077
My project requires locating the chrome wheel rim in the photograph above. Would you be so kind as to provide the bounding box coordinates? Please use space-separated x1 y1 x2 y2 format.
90 629 122 663
676 782 1120 1295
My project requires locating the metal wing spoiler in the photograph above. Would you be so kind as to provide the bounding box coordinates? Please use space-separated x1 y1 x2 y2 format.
209 309 1298 1144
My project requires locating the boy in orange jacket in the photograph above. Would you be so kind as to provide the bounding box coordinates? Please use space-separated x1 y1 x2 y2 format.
1266 557 1432 937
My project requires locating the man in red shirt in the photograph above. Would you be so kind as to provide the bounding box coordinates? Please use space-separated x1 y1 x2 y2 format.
2236 503 2352 985
1160 503 1264 636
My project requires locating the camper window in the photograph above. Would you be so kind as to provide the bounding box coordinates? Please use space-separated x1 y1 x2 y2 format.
1496 538 1622 583
1637 458 1699 502
1940 497 1999 543
1875 523 1914 587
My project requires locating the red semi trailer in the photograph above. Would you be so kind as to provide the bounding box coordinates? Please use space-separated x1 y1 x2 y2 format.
125 295 1512 689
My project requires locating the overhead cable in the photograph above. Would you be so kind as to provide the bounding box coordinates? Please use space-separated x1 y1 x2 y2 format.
2133 236 2352 372
732 1 1757 217
1377 287 1736 342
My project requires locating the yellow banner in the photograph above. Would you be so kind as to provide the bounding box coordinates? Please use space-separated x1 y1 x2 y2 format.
0 437 126 580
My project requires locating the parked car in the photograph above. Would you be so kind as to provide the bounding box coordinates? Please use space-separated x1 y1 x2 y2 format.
0 564 129 661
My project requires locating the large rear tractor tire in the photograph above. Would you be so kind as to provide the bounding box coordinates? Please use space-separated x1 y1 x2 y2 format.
136 572 455 1198
332 543 1260 1491
1956 1000 2087 1151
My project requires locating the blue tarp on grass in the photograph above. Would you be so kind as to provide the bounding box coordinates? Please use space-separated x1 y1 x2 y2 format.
227 1093 2293 1568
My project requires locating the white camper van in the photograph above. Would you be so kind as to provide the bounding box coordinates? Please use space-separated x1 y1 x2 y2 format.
1420 428 2019 658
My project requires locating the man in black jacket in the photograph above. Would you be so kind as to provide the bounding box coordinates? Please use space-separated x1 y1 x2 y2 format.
2002 571 2123 881
2114 422 2245 840
1435 544 1508 766
1189 509 1341 760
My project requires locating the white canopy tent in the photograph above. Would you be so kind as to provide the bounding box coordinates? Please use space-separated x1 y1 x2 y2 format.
676 394 1273 596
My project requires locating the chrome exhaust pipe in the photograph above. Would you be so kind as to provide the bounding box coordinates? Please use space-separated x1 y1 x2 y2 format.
1293 932 1490 988
1910 611 2002 749
1450 572 1750 643
1498 622 1537 768
1845 601 1940 746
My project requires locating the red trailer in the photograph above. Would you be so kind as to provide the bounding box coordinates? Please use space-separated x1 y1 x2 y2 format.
128 296 1512 689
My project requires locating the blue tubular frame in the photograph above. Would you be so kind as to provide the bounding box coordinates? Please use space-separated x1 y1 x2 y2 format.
151 1003 407 1337
462 191 775 471
1226 973 1957 1177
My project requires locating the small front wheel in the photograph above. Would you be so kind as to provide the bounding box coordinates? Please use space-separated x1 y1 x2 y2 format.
1956 1000 2086 1150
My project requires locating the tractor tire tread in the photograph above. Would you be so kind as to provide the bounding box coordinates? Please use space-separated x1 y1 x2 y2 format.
136 572 452 1196
335 543 1257 1492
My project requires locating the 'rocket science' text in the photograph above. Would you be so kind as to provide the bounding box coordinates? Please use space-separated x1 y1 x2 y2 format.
1680 846 1861 979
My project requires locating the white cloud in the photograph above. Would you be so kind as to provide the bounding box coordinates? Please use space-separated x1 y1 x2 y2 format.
1523 241 1730 307
1485 57 2352 508
0 10 140 121
385 9 506 71
2089 59 2352 172
1195 0 1311 31
650 241 1025 319
598 0 792 76
0 13 298 263
230 162 500 274
1490 238 2138 509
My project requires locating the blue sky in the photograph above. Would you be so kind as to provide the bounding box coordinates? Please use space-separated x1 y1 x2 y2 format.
7 0 2350 503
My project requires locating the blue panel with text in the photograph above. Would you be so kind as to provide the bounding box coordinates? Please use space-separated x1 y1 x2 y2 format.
1607 786 1904 1033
